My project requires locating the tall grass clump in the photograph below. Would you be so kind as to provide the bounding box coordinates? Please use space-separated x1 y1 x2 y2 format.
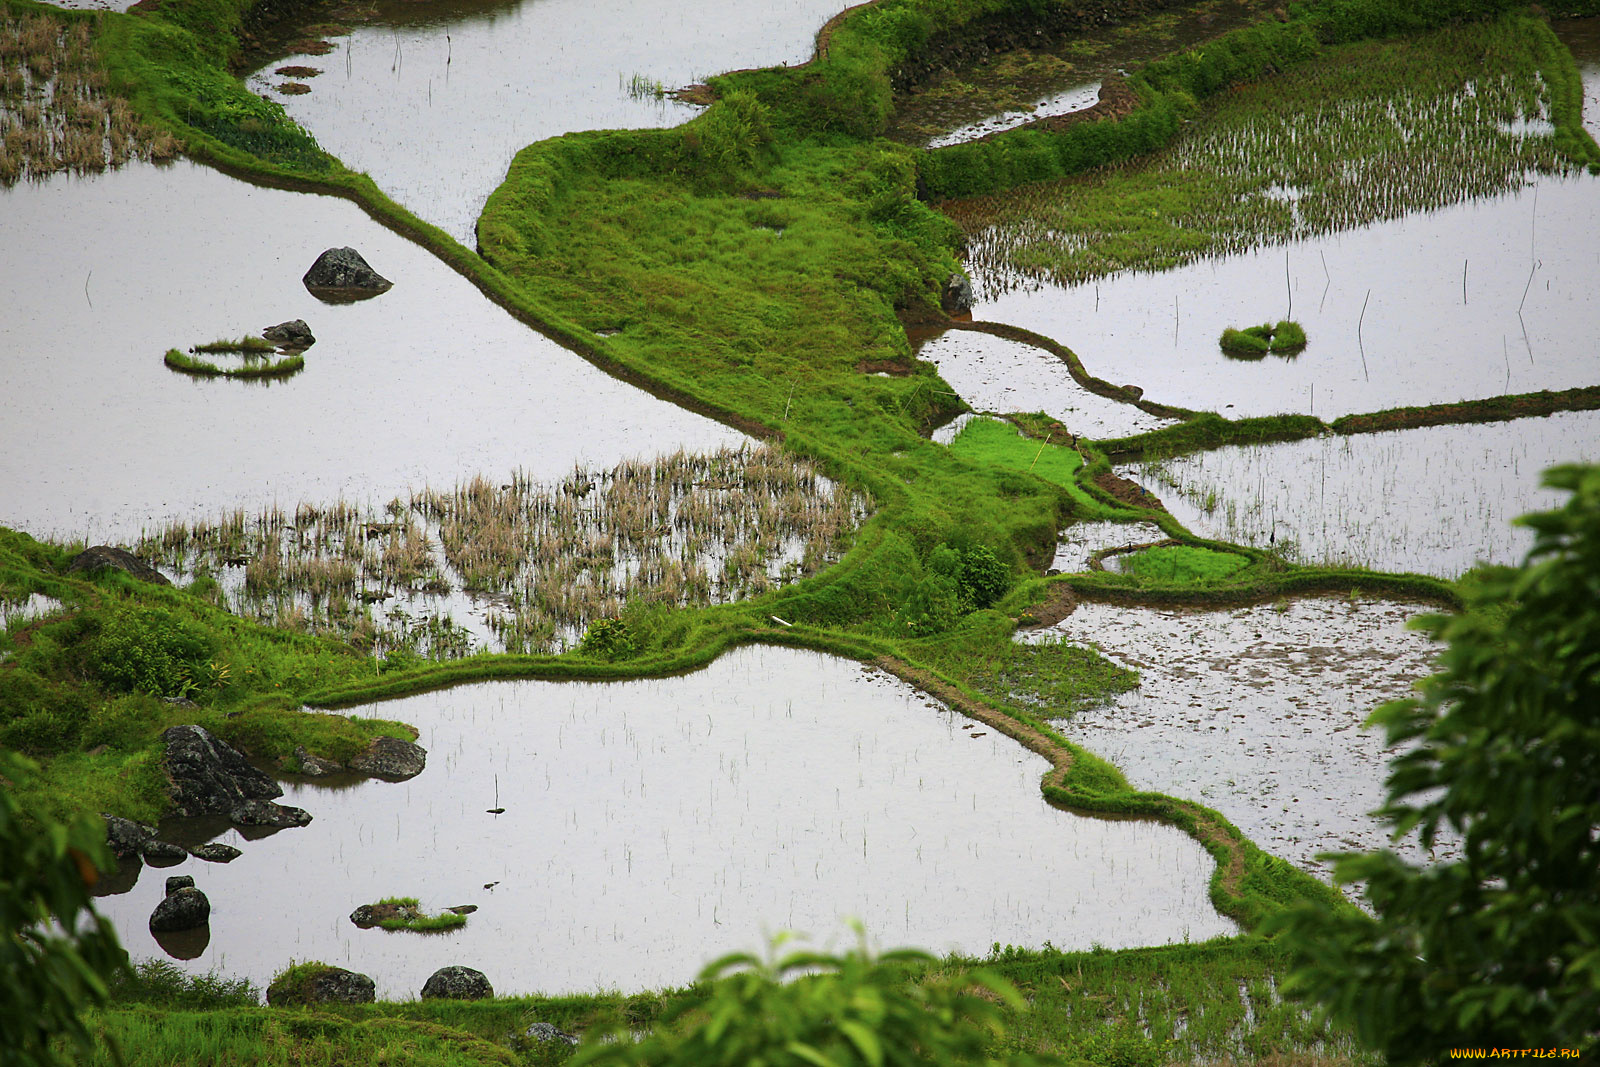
137 445 870 658
0 8 172 184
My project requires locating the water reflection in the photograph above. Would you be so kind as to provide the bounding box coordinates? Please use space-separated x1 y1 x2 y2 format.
1120 410 1600 577
971 174 1600 419
246 0 855 241
92 646 1235 997
0 161 745 542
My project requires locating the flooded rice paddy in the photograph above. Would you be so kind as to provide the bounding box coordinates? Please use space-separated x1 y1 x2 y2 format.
1121 409 1600 578
887 0 1274 148
0 160 745 543
970 173 1600 419
92 646 1235 996
1024 598 1451 880
1051 520 1168 573
917 329 1175 440
246 0 854 241
1558 18 1600 141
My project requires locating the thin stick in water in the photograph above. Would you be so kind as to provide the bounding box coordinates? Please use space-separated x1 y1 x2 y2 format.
1357 288 1371 382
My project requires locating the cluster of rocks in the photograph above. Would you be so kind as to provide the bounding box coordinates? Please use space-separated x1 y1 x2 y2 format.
103 725 424 875
264 964 513 1006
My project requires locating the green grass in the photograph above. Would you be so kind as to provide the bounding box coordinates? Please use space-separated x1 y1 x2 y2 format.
1270 319 1307 353
191 335 275 353
952 14 1581 286
1220 324 1272 358
1110 544 1251 584
163 347 304 379
944 416 1101 511
367 897 469 933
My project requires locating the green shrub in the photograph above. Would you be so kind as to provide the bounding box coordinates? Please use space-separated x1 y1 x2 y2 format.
85 604 215 698
1218 324 1273 357
1270 319 1307 353
0 670 90 756
957 545 1010 611
685 91 773 175
578 618 635 661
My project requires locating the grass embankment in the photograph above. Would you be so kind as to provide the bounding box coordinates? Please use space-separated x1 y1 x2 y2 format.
0 528 414 824
83 940 1366 1066
948 12 1595 287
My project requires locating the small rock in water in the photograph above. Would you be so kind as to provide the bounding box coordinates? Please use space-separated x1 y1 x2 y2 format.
348 735 426 780
941 272 975 316
189 842 242 863
524 1022 579 1046
102 814 157 858
141 839 188 866
261 319 316 350
420 966 493 1001
165 875 196 894
149 886 210 932
445 904 478 915
229 799 313 828
350 900 420 927
302 247 392 301
289 745 343 777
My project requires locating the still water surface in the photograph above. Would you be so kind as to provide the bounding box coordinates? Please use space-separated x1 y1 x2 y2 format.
94 646 1235 997
247 0 854 241
0 161 744 542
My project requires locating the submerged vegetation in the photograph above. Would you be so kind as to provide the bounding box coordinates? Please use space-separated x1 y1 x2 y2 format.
162 347 305 379
0 8 177 184
136 445 869 656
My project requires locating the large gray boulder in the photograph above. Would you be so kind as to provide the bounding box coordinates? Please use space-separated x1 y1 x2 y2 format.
420 966 493 1000
348 736 426 780
266 965 376 1006
162 725 281 817
67 547 170 586
302 247 392 300
149 885 210 932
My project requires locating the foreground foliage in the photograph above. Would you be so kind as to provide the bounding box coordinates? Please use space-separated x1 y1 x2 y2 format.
1277 464 1600 1059
0 753 128 1067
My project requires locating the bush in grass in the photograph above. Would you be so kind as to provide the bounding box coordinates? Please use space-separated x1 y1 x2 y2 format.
957 546 1010 612
579 617 635 661
1 752 128 1067
571 929 1056 1067
0 670 90 756
1270 319 1307 353
1219 324 1273 357
85 604 215 698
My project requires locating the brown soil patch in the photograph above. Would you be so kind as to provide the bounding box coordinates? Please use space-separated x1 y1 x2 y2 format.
275 65 322 78
1017 582 1077 627
1095 471 1165 511
855 358 914 376
276 82 311 95
293 39 336 55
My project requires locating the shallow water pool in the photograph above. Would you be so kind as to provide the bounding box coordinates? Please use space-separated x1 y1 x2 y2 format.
93 645 1236 997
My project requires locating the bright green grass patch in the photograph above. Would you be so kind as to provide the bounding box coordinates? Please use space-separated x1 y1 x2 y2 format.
1219 324 1272 358
1111 544 1250 585
1270 318 1307 353
164 348 304 379
955 14 1575 286
77 1007 515 1066
369 897 469 933
191 335 275 353
945 416 1099 510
